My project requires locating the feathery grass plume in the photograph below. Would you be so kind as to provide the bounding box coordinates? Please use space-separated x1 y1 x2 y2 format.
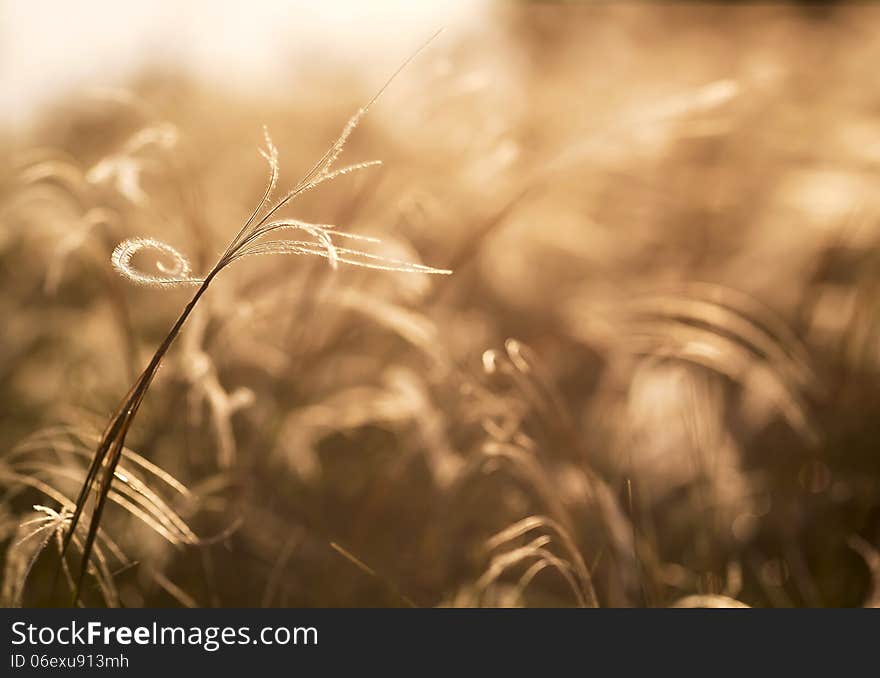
111 237 199 286
58 32 449 605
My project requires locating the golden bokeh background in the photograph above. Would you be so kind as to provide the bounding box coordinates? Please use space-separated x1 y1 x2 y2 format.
1 1 878 607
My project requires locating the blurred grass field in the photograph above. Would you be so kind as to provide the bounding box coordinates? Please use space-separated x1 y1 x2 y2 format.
1 2 879 607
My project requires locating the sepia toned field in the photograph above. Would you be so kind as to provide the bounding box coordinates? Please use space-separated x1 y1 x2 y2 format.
1 2 879 608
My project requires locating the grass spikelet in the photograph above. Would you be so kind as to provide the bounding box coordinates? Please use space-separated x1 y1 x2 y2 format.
57 33 448 605
111 237 201 287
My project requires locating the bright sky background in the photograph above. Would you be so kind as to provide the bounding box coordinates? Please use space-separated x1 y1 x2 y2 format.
0 0 489 129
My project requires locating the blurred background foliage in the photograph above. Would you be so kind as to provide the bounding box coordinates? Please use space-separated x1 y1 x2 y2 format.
1 1 879 607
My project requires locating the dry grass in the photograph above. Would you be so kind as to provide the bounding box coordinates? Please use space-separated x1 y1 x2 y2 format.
1 3 879 607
